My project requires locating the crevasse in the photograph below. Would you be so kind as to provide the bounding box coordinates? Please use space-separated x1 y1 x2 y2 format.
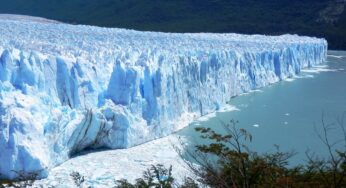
0 17 327 179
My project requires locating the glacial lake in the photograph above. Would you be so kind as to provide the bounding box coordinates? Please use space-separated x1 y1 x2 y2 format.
178 50 346 165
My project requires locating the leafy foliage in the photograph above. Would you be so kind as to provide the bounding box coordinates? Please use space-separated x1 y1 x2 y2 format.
115 164 174 188
180 120 296 187
303 113 346 188
179 118 346 187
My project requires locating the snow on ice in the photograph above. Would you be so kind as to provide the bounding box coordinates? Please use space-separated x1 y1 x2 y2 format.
0 15 327 179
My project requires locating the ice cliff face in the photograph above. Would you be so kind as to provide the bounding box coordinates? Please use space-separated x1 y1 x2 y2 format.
0 16 327 179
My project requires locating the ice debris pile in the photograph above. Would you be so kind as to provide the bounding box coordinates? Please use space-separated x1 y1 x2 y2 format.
0 16 327 179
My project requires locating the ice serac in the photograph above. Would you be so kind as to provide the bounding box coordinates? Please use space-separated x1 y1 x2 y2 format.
0 16 327 179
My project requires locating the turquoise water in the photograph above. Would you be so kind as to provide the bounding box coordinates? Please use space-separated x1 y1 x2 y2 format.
178 50 346 165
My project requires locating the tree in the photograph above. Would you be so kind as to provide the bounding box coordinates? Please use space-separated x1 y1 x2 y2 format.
305 112 346 188
177 120 295 188
115 164 174 188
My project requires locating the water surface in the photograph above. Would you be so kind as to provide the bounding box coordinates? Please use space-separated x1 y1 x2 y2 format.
178 50 346 165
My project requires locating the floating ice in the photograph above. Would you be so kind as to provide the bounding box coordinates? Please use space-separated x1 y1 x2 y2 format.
327 55 343 59
0 15 327 179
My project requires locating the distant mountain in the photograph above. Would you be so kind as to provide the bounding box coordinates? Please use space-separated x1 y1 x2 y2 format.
0 0 345 49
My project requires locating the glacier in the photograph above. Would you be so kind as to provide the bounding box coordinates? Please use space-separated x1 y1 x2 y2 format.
0 15 327 179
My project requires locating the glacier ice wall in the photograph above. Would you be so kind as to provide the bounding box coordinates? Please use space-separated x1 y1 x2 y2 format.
0 17 327 179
